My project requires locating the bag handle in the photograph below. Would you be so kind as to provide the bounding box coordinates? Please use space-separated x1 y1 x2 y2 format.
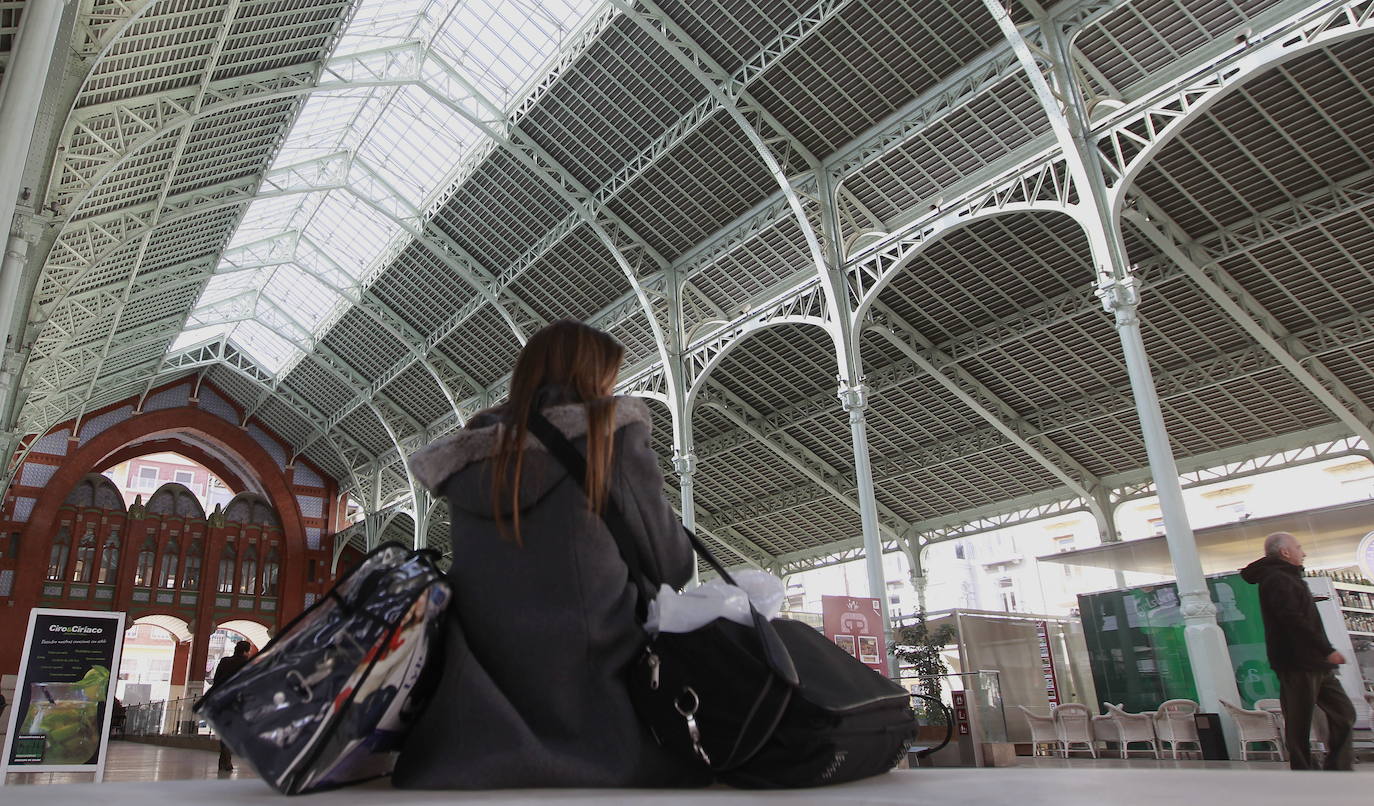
526 408 798 686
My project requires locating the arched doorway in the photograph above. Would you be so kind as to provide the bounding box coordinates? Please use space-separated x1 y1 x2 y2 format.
118 615 193 705
205 618 271 689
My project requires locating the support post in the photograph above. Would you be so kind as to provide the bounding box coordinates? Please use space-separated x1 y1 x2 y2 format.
1100 278 1242 751
0 1 64 353
1005 8 1243 753
1089 486 1119 543
0 225 33 357
839 380 895 676
673 450 700 588
904 538 928 614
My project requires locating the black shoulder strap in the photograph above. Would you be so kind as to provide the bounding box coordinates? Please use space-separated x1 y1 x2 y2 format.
525 410 660 608
526 409 798 685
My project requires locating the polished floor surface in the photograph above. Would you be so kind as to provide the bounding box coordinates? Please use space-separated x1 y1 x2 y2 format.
4 765 1374 806
3 739 258 785
3 741 1370 805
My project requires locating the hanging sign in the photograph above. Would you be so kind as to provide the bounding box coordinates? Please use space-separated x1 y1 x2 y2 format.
2 609 126 782
822 595 885 672
1035 620 1061 707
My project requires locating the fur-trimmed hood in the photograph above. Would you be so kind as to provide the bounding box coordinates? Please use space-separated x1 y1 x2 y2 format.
408 395 652 493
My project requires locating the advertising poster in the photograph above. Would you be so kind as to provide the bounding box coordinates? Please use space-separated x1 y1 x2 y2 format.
821 595 885 673
1 609 126 781
1077 573 1276 711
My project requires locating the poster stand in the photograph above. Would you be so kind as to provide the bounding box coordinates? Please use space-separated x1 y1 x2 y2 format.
1 608 126 785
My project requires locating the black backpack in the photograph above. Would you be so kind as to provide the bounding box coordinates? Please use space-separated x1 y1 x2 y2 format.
528 411 916 788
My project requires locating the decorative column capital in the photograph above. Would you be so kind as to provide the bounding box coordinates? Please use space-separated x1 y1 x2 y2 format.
1179 589 1218 621
672 451 696 477
1096 275 1140 327
837 381 869 412
11 209 44 242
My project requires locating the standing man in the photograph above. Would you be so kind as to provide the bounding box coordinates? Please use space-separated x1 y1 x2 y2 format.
211 640 254 772
1241 532 1355 770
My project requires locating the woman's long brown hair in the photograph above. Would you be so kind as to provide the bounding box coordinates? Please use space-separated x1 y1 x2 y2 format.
490 320 625 543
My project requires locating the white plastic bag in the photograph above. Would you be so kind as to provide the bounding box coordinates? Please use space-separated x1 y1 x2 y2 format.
644 570 785 635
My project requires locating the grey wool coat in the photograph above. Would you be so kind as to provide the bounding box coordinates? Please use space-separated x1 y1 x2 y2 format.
392 395 705 789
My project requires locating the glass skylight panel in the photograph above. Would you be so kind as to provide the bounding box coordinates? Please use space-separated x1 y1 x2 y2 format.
172 325 231 353
430 0 595 107
266 264 338 324
233 320 300 373
172 0 609 378
356 85 477 209
308 192 398 275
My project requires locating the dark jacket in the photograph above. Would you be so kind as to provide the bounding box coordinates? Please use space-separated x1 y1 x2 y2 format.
393 396 701 789
1240 555 1336 672
212 653 251 688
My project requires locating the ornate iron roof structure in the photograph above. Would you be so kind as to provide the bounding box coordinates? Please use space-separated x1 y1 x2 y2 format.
2 0 1372 579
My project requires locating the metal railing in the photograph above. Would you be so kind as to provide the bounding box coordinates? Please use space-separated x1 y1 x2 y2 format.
123 696 212 737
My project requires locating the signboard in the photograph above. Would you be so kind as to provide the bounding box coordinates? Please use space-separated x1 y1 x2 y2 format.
1 609 126 782
1035 620 1060 707
1358 531 1374 584
821 595 885 672
951 690 970 735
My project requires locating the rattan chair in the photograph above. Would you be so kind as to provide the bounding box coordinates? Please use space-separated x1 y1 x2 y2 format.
1103 702 1161 759
1220 699 1284 761
1256 697 1327 760
1153 699 1202 759
1016 705 1060 757
1054 703 1099 758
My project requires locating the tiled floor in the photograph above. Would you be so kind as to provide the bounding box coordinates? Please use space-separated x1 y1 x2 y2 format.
3 740 258 785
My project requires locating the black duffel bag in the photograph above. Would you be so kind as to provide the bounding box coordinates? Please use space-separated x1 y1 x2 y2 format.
528 411 916 788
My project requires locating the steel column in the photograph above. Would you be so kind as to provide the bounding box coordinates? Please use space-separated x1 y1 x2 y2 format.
0 0 64 358
1008 8 1243 753
838 381 895 676
1102 281 1242 741
673 451 699 588
0 225 33 358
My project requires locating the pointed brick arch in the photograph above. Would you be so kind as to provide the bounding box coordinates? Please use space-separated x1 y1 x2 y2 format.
2 405 307 676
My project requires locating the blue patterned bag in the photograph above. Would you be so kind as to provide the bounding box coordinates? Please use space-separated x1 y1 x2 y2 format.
195 542 450 794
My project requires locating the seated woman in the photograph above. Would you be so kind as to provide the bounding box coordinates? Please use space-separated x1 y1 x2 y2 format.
394 319 704 789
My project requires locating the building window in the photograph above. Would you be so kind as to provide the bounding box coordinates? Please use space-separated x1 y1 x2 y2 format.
134 466 159 490
262 549 280 596
239 552 258 596
47 529 70 580
134 536 156 586
98 532 120 584
218 545 236 594
71 528 97 583
160 539 179 588
998 577 1018 613
183 541 202 589
174 470 195 486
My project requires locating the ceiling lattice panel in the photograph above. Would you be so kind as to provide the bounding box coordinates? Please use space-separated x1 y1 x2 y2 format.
1077 0 1290 97
10 0 1374 575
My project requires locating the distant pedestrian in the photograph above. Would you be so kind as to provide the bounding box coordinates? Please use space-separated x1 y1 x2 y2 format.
1240 532 1355 770
211 641 254 772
